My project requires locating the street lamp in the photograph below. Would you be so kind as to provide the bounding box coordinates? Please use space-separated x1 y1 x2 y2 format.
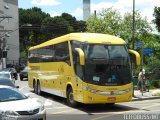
0 23 32 68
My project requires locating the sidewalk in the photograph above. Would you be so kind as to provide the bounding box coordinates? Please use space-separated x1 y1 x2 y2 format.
132 89 160 101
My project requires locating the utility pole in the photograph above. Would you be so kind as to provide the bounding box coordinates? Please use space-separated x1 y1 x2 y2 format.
0 15 12 69
132 0 135 49
132 0 136 97
2 37 7 68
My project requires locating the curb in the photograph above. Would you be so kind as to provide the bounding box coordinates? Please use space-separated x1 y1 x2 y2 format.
132 96 160 101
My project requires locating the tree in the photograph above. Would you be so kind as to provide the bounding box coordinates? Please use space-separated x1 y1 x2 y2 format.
61 13 86 32
86 8 152 46
19 7 86 62
86 8 121 35
19 7 50 25
153 7 160 32
19 7 50 61
41 16 72 38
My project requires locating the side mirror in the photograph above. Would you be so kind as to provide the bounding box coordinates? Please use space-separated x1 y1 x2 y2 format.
129 49 141 65
75 48 85 65
25 93 30 98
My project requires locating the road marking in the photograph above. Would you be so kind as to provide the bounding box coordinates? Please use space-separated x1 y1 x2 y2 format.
19 85 27 91
51 109 76 114
91 103 160 120
44 99 53 106
141 103 160 109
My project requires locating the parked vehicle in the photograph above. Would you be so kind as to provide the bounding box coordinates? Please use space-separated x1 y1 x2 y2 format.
0 78 19 88
19 67 28 81
0 72 16 83
0 85 46 120
0 68 18 80
16 63 26 73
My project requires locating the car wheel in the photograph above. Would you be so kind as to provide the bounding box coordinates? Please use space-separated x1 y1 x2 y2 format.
67 88 77 107
37 81 41 95
20 77 23 81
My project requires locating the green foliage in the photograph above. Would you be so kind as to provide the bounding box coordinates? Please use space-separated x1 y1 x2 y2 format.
19 7 50 25
86 8 121 35
86 8 152 48
120 11 152 42
146 56 160 79
153 7 160 32
19 7 86 62
41 16 71 38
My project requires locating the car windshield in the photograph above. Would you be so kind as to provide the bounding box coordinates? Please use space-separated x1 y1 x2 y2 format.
0 68 16 72
0 88 27 102
0 80 15 88
23 67 28 71
0 73 10 79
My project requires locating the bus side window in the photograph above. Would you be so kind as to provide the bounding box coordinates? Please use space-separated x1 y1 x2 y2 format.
55 42 70 65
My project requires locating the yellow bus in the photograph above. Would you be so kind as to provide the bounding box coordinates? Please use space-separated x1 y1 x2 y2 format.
28 33 140 106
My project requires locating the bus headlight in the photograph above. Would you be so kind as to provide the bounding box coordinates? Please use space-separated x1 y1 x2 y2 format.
113 88 132 95
82 86 98 93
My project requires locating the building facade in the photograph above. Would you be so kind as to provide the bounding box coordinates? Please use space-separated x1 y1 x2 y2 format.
0 0 19 69
83 0 91 21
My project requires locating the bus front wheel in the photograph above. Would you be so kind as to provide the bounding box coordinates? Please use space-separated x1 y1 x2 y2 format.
67 88 77 107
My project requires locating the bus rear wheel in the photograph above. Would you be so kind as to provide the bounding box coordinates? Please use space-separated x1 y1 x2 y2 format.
106 103 115 106
33 81 36 93
67 88 77 107
37 81 41 95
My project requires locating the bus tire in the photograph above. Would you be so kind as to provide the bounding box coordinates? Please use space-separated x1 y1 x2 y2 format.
33 80 36 93
37 81 41 95
106 103 115 106
67 88 77 107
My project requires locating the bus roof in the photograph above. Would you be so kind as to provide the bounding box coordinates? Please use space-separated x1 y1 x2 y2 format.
29 33 126 50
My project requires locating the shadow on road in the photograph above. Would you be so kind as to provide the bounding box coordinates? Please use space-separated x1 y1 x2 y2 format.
34 91 139 114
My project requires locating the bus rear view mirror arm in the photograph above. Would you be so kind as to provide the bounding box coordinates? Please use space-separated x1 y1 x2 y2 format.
129 49 141 65
75 48 85 65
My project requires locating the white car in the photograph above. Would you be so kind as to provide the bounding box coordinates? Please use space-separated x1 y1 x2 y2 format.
0 85 46 120
0 72 15 83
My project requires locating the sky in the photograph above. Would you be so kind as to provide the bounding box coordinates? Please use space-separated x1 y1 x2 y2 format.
19 0 160 27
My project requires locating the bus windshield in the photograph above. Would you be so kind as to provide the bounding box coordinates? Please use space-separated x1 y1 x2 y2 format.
82 44 131 86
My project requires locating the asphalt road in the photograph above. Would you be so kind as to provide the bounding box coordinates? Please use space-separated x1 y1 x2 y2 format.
15 79 160 120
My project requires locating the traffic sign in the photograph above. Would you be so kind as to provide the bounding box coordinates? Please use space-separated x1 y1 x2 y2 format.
135 42 143 49
143 48 153 55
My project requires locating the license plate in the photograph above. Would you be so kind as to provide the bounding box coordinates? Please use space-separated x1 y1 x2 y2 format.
107 97 116 101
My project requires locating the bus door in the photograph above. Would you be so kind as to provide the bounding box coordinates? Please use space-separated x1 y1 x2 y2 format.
71 41 84 102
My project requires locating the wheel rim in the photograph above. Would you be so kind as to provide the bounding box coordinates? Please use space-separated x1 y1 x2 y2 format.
34 83 36 93
37 83 41 94
69 91 74 103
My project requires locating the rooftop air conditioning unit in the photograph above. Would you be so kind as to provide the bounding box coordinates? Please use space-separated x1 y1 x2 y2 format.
4 4 9 9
